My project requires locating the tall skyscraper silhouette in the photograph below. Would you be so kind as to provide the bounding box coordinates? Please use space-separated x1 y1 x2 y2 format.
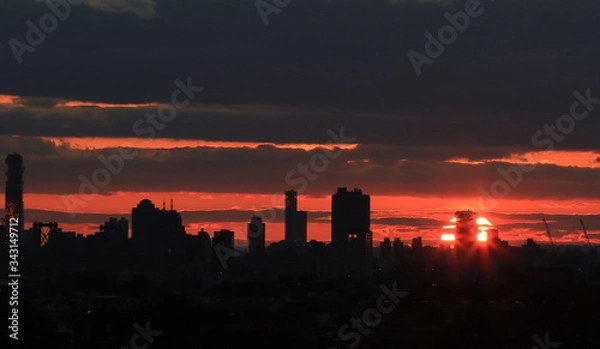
380 237 392 266
393 237 404 264
331 187 370 245
131 199 185 254
4 153 24 246
213 229 234 250
247 216 266 254
197 228 213 264
284 190 307 244
331 187 372 276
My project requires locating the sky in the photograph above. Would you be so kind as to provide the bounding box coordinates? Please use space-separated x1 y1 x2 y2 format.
0 0 599 246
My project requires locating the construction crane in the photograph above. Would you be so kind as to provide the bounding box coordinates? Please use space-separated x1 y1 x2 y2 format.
579 219 591 247
542 219 554 247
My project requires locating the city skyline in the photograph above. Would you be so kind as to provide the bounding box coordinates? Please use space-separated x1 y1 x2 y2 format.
2 1 600 347
1 0 599 247
2 153 598 248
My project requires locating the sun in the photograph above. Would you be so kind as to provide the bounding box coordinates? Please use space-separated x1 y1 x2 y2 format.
441 211 493 243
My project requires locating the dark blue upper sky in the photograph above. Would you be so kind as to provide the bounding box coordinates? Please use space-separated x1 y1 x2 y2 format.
1 0 598 110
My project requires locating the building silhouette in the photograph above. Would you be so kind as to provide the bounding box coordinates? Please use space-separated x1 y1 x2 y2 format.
331 188 370 245
131 199 185 255
523 238 541 251
412 236 423 250
452 211 482 265
331 187 372 277
213 229 234 250
247 216 265 254
393 237 404 264
4 153 24 247
196 228 213 264
455 211 477 245
380 237 392 267
284 190 307 244
1 148 598 349
45 223 78 252
99 217 129 241
488 228 499 241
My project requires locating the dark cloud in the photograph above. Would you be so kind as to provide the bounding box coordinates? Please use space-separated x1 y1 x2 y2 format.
1 0 598 112
0 136 598 200
489 213 600 235
1 103 599 152
2 0 599 152
369 217 443 228
2 0 599 228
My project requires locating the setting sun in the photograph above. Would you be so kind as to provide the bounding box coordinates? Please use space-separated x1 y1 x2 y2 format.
441 212 493 243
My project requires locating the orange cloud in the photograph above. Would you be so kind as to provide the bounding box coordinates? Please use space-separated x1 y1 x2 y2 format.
0 95 20 105
41 137 359 151
55 101 160 108
447 150 600 168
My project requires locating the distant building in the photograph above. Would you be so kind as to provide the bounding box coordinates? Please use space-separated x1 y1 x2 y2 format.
100 217 129 241
411 237 423 250
131 199 186 254
455 211 478 245
285 190 307 244
523 238 540 249
331 187 372 277
45 223 78 252
380 237 392 266
247 216 265 254
197 228 213 263
393 238 404 263
213 229 234 250
332 188 370 245
488 228 499 241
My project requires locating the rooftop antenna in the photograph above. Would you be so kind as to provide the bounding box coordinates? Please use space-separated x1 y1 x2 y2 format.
162 198 166 210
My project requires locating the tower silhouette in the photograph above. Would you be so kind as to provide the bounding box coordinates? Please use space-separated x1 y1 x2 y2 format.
284 190 307 243
331 187 372 277
5 153 24 245
247 216 266 254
